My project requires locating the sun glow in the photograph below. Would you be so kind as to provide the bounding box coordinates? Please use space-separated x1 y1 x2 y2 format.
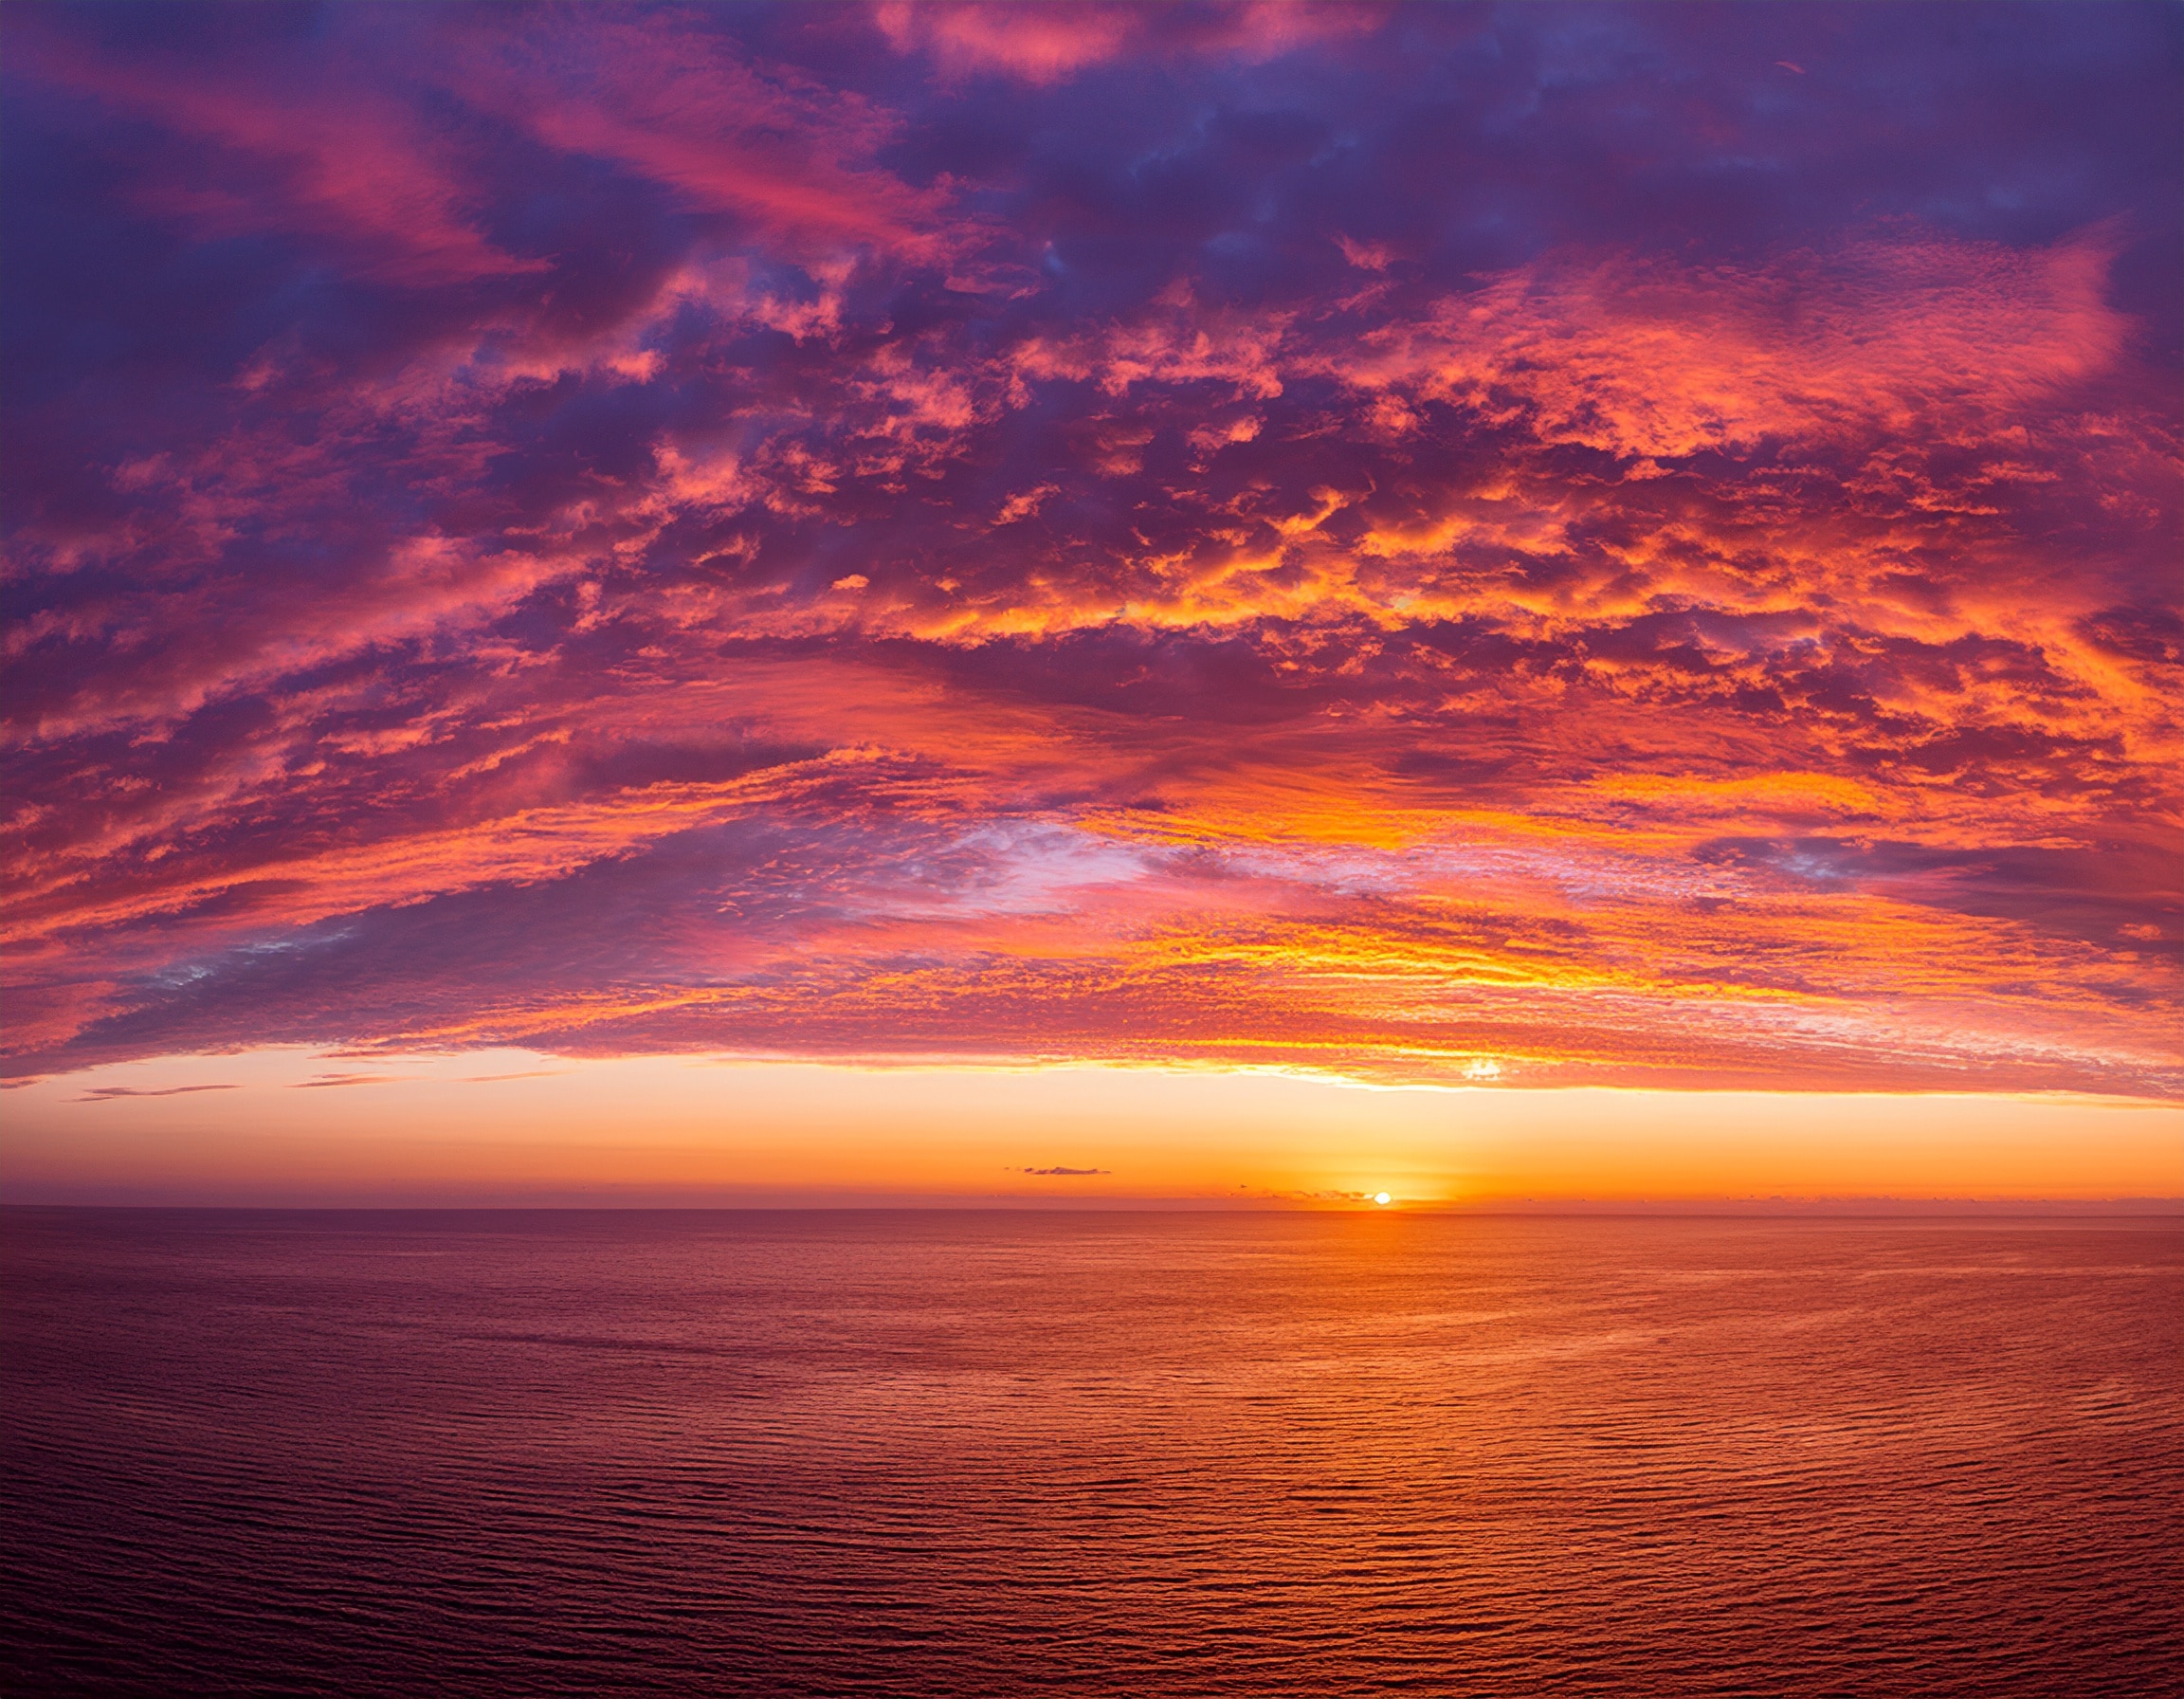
1 1050 2176 1206
2 3 2176 1193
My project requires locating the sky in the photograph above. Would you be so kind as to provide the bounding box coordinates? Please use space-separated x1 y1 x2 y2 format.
3 2 2179 1202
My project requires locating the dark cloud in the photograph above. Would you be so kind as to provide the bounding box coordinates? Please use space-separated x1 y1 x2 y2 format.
71 1083 240 1102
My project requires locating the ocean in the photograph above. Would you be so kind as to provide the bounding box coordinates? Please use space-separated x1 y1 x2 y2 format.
3 1208 2178 1695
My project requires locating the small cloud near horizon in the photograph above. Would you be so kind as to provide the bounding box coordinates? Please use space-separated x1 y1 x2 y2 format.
72 1084 242 1102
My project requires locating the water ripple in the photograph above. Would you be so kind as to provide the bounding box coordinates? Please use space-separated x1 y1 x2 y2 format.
3 1210 2179 1695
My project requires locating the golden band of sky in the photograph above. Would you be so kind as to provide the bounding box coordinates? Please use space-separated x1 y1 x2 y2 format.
5 1050 2176 1207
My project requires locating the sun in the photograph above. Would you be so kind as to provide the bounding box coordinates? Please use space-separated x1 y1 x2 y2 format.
1373 1192 1392 1206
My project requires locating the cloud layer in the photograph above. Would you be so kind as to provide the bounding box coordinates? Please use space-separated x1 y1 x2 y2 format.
5 2 2179 1095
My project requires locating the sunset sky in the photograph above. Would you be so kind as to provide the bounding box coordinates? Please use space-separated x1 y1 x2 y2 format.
4 2 2178 1202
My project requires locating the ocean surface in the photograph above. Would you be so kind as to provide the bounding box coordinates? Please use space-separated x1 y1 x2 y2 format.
2 1209 2178 1696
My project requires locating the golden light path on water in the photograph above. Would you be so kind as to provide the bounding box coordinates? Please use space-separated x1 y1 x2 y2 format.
5 1208 2179 1694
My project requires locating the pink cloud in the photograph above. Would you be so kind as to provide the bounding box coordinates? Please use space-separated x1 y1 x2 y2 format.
448 12 956 260
874 2 1138 84
9 19 538 286
872 1 1382 84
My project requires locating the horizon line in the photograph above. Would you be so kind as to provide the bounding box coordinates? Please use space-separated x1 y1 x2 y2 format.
7 1198 2180 1217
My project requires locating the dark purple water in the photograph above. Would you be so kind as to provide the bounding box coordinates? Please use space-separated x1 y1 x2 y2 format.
3 1209 2179 1695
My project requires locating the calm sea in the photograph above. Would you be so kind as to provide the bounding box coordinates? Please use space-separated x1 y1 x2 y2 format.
3 1208 2178 1695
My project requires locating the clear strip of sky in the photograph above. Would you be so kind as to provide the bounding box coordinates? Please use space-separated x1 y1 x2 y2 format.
3 1050 2176 1208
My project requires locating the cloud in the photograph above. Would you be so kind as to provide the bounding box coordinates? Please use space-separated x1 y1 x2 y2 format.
874 2 1139 85
1022 1166 1110 1177
7 14 539 288
872 2 1379 85
71 1083 241 1102
3 3 2176 1099
1331 229 2133 460
446 11 957 261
